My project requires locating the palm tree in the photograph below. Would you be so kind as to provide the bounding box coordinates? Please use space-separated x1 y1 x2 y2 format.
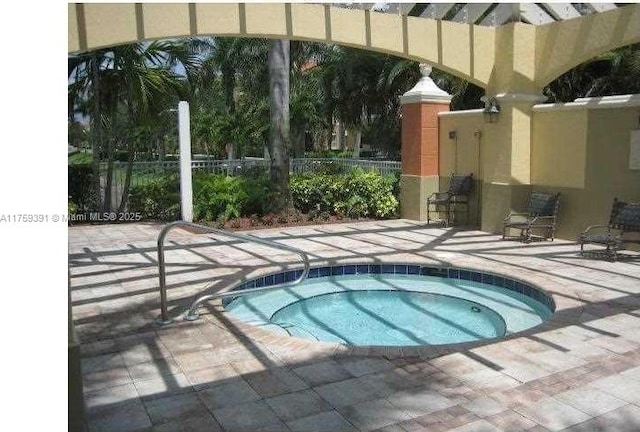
267 39 291 211
69 39 200 211
320 49 484 158
192 38 270 160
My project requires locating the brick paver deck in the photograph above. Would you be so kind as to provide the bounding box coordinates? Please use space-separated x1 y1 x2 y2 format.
69 220 640 431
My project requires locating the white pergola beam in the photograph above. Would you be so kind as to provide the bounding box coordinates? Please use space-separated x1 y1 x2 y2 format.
421 3 456 20
543 3 581 20
588 3 617 13
451 3 493 24
479 3 519 26
398 3 416 16
520 3 555 25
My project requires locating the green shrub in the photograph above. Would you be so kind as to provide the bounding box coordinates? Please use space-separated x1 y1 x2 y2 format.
241 170 273 215
290 168 399 220
192 172 272 222
68 152 93 165
304 150 352 159
313 160 347 175
128 174 180 220
126 171 272 223
68 198 78 215
193 174 248 222
68 163 99 212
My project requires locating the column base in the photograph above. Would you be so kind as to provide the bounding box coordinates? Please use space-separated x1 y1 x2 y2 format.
400 175 440 221
480 182 532 233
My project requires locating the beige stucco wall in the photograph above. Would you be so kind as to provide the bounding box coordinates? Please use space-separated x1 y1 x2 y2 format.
437 112 484 225
489 23 538 94
532 109 588 190
531 102 640 240
437 98 640 240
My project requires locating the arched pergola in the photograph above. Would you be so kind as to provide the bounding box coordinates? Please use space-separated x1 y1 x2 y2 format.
68 3 640 93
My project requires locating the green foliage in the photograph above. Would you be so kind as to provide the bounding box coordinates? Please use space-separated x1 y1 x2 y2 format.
290 168 399 219
544 43 640 102
192 172 272 223
127 174 181 221
68 164 99 212
304 150 352 159
126 171 272 222
312 161 348 175
68 152 93 165
68 198 78 215
193 174 247 222
241 170 274 215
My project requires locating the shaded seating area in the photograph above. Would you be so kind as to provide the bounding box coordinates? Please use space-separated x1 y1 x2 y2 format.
579 198 640 261
503 192 561 243
426 173 473 226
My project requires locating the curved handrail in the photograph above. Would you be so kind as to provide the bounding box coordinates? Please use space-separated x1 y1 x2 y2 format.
156 220 310 325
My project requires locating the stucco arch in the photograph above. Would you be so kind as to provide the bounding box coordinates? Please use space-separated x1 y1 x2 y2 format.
534 4 640 89
68 2 495 89
69 2 640 97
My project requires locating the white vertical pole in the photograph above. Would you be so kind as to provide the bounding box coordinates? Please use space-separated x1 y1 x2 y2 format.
178 101 193 222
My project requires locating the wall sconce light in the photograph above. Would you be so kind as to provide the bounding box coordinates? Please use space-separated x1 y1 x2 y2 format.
483 97 501 124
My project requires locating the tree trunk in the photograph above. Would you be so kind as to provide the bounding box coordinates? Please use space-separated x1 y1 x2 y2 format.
118 105 136 213
226 142 235 176
117 142 135 213
103 137 115 213
291 123 306 158
336 122 345 151
90 54 102 211
267 40 291 212
352 128 362 159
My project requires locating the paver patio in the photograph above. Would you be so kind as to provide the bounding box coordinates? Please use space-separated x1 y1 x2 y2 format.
69 220 640 431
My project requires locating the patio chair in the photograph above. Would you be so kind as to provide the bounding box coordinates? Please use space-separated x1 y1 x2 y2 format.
502 192 560 243
579 198 640 261
426 173 473 226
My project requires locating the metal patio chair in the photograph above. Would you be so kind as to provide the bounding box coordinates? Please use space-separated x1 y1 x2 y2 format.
503 192 561 242
426 173 473 226
579 198 640 261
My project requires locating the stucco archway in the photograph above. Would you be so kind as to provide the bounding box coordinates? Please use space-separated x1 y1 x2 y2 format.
69 3 640 94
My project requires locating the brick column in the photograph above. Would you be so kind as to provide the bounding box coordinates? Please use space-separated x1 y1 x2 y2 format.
399 64 452 220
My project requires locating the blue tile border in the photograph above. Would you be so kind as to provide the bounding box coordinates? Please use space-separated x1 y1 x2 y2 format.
232 263 556 312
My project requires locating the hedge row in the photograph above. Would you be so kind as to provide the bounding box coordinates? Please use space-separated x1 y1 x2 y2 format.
125 168 399 222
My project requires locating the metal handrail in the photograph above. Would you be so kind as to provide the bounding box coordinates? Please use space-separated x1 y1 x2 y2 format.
156 221 310 325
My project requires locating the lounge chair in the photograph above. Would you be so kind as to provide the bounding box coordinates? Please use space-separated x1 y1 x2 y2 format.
502 192 560 242
579 198 640 261
426 173 473 226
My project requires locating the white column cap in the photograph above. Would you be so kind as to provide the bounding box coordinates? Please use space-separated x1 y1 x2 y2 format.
400 64 452 105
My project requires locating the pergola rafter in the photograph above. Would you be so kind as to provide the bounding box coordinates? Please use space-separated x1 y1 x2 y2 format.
345 2 625 26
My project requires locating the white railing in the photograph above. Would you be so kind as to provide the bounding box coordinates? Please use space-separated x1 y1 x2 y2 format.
290 158 401 175
105 157 400 179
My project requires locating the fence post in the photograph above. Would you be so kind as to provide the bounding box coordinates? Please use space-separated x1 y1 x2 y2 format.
178 101 193 222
